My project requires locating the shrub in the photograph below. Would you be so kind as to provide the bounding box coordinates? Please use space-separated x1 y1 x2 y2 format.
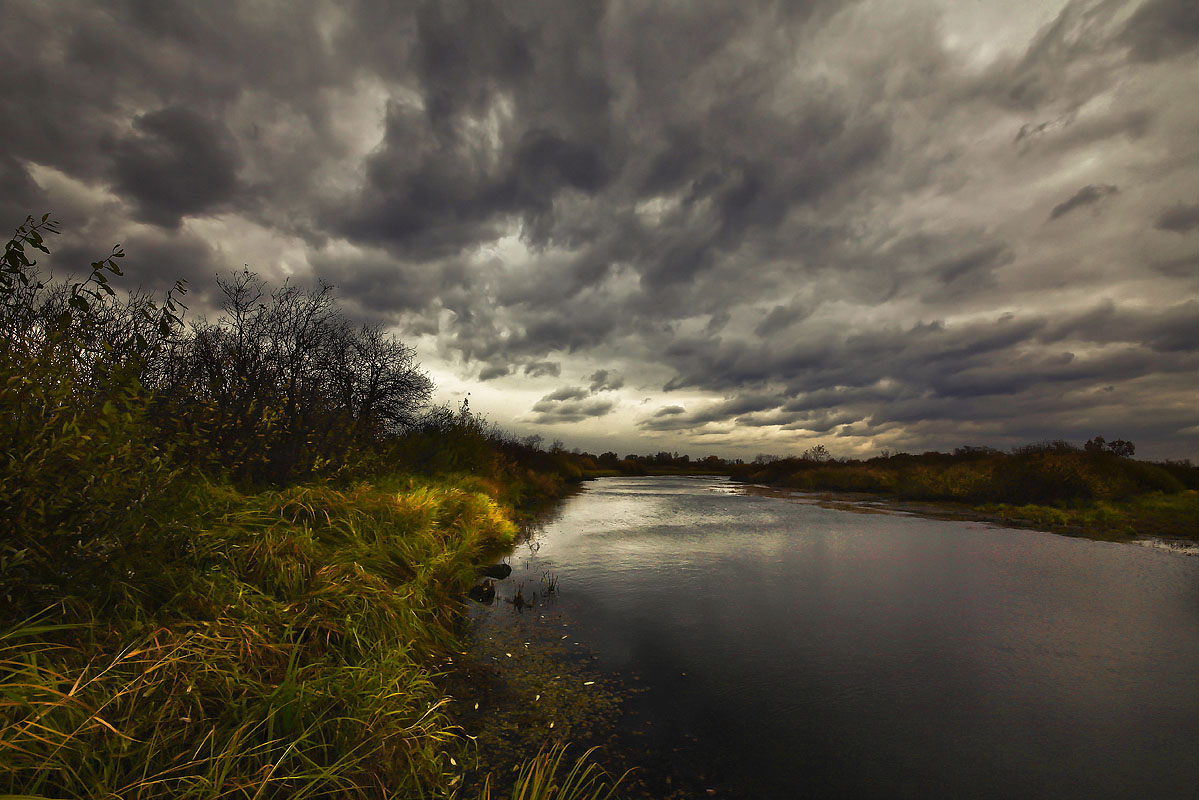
0 216 185 611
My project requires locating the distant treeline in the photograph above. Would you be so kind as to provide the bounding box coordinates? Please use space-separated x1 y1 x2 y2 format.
575 450 735 475
729 440 1198 506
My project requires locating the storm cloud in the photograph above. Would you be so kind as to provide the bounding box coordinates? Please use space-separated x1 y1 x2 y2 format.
2 0 1196 459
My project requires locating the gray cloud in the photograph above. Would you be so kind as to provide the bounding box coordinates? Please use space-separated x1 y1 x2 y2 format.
479 364 510 381
754 298 815 337
524 361 561 378
1120 0 1199 63
639 298 1199 449
3 0 1196 459
1155 203 1199 234
112 107 241 228
543 387 589 403
530 386 616 424
1049 184 1119 220
588 369 624 392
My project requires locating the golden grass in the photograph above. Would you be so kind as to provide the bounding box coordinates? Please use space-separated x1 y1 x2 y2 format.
0 477 622 800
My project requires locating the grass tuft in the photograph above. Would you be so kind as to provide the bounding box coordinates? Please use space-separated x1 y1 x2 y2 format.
480 744 630 800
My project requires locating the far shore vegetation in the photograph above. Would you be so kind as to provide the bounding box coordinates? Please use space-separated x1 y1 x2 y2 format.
1 214 1194 798
727 441 1198 541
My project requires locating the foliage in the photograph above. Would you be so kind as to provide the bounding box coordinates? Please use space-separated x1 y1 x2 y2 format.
1084 436 1135 457
149 269 433 484
0 476 636 800
980 491 1199 540
731 440 1193 506
0 216 625 800
0 215 187 607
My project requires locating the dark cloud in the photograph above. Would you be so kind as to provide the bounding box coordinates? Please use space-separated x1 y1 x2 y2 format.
0 156 44 227
641 297 1199 446
928 244 1012 299
111 107 241 227
754 299 814 337
413 0 536 126
2 0 1195 458
1152 255 1199 278
1120 0 1199 63
479 364 510 381
543 386 589 403
588 369 624 392
640 393 788 432
1015 114 1074 145
1154 203 1199 234
523 361 561 378
1049 184 1119 220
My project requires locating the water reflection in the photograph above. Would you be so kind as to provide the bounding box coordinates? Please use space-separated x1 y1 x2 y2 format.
477 476 1199 799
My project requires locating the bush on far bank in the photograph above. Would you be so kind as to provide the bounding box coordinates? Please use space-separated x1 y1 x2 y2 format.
730 441 1192 507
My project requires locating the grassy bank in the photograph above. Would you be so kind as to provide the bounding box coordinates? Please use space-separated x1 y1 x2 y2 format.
2 475 629 799
976 491 1199 540
731 445 1199 540
0 216 626 799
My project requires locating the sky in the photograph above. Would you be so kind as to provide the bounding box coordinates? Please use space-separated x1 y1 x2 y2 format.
2 0 1197 460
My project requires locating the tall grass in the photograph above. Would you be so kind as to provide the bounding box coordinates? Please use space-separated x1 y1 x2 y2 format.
0 477 547 799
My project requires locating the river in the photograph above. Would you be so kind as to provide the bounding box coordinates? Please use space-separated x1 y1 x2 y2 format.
470 476 1199 799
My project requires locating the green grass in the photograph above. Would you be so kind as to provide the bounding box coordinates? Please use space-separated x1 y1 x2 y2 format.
980 490 1199 540
0 476 622 800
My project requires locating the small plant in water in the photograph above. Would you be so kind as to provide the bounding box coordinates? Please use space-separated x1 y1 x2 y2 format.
513 582 529 611
481 744 630 800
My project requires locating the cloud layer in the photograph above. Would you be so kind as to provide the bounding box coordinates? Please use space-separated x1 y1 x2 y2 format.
3 0 1196 458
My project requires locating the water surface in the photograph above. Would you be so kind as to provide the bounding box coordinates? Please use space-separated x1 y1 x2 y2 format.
474 476 1199 799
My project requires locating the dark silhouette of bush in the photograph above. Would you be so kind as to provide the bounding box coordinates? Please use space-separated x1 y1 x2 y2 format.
1 215 188 603
149 269 433 484
1085 436 1135 457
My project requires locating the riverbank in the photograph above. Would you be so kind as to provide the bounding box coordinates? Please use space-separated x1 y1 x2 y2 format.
0 474 628 799
457 513 717 800
735 482 1199 543
729 448 1199 543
